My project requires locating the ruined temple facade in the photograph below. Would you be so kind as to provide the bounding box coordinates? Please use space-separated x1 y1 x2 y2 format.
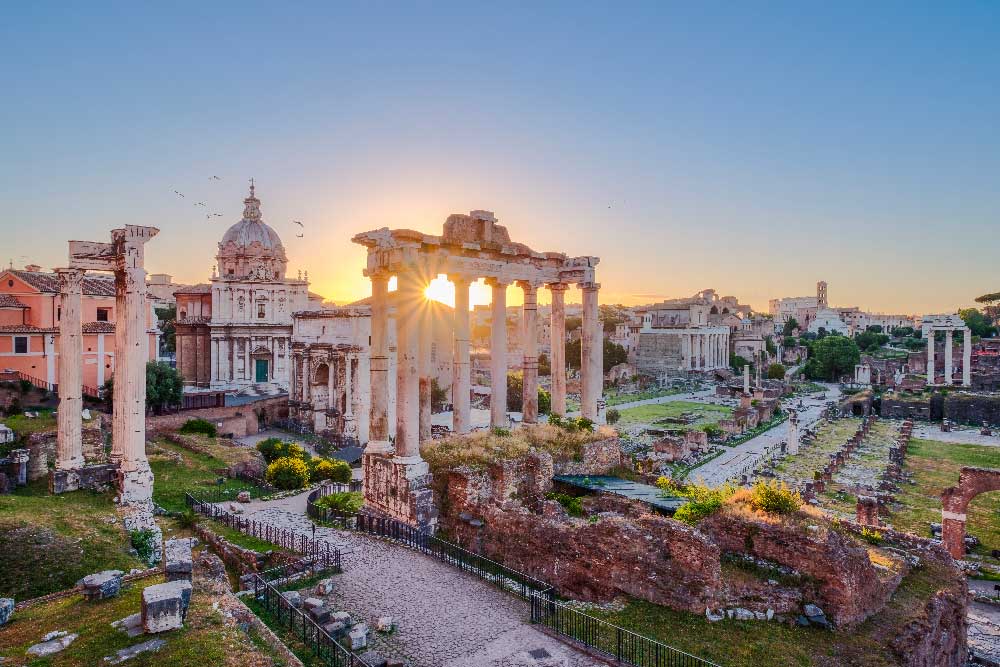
634 291 733 380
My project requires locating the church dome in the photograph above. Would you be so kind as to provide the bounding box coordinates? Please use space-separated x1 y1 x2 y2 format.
216 182 289 281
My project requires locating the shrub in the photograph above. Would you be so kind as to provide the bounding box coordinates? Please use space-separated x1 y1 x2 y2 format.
258 439 309 464
673 495 724 525
748 480 802 515
606 408 621 425
130 528 158 565
178 507 199 528
179 418 217 438
491 427 511 437
315 491 364 514
309 457 352 484
657 479 736 525
266 456 311 490
546 492 584 517
256 437 285 462
547 413 564 427
767 363 787 380
859 527 884 546
701 423 723 439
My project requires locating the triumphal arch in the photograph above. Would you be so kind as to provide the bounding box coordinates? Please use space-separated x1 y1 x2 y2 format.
352 210 602 530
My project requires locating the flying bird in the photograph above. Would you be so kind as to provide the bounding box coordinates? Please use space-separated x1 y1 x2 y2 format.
296 233 304 238
195 201 206 207
173 190 185 198
209 175 221 181
211 213 224 217
292 220 304 227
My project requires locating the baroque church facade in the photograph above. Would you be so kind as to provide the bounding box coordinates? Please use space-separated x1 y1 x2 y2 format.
175 184 318 393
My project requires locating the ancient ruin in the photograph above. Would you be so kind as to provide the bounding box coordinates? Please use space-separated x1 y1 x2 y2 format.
941 466 1000 559
922 314 972 387
352 210 601 529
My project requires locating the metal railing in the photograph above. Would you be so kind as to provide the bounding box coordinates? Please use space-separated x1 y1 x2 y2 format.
185 493 340 571
305 490 721 667
530 595 722 667
251 567 374 667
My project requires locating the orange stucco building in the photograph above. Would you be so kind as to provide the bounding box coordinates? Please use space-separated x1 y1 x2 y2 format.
0 266 158 393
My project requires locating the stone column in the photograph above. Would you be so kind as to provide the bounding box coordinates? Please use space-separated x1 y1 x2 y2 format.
367 272 392 453
580 282 601 421
743 364 750 394
548 283 568 416
787 410 799 455
681 333 690 371
944 330 953 386
451 276 472 434
395 269 422 457
110 255 127 466
963 328 972 387
518 281 540 424
327 355 335 411
56 268 85 471
488 279 509 428
927 329 935 385
418 305 432 442
114 225 158 506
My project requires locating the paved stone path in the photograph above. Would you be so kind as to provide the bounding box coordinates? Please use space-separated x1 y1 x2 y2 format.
240 497 608 667
911 424 1000 448
691 383 841 487
968 599 1000 665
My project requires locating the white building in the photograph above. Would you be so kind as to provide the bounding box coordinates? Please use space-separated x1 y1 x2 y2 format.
807 308 850 336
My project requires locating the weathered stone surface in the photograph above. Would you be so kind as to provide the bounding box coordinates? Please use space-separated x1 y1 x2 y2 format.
357 651 388 667
308 606 331 624
27 631 78 656
0 598 13 626
141 580 192 634
315 578 334 595
303 597 323 609
236 490 251 503
282 591 303 608
164 538 195 582
79 570 124 601
348 623 368 650
111 613 144 638
376 615 394 632
105 638 166 664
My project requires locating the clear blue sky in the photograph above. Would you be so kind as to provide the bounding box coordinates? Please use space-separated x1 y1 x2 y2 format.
2 1 997 313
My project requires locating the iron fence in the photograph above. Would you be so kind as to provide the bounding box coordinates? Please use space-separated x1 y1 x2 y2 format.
185 493 341 572
530 595 723 667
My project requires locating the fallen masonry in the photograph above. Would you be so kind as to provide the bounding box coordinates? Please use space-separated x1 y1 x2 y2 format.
141 580 192 634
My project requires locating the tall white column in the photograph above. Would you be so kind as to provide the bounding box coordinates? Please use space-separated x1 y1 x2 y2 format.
944 330 953 385
56 268 85 470
97 333 106 387
395 269 422 457
963 328 972 387
367 272 392 453
345 356 354 419
488 279 510 428
451 276 472 434
114 225 158 506
580 282 601 421
548 283 568 416
680 333 690 371
927 329 936 385
418 305 432 442
327 355 335 410
519 281 540 424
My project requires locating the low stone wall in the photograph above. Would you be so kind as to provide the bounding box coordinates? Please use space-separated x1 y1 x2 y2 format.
24 426 105 481
194 523 268 576
552 437 623 476
146 396 288 438
942 393 1000 426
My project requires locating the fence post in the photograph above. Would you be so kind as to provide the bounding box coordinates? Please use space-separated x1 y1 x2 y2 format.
616 626 623 661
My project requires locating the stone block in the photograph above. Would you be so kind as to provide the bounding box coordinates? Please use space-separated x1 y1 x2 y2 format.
357 651 388 667
164 538 195 582
303 597 324 610
141 580 192 634
376 615 394 632
322 621 347 636
105 638 166 664
282 591 303 608
236 490 251 503
27 631 78 656
308 606 331 624
111 612 144 638
0 597 13 626
315 578 335 595
329 611 352 625
79 570 124 601
348 624 368 650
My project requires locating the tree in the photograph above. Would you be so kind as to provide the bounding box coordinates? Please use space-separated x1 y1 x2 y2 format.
765 336 777 356
599 304 626 334
506 371 551 415
855 330 889 353
565 316 583 332
767 363 786 380
146 361 183 414
866 325 883 333
783 335 796 349
975 291 1000 324
891 326 914 338
538 353 551 376
430 378 449 412
959 308 996 338
808 335 860 381
781 318 799 337
155 305 176 356
603 339 628 373
565 339 582 370
730 354 751 373
606 408 620 425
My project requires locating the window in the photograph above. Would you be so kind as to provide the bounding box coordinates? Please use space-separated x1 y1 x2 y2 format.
57 307 61 321
257 303 266 319
97 308 110 322
13 336 28 354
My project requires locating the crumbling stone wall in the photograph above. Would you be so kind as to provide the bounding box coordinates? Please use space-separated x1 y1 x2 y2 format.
942 393 1000 426
24 425 105 481
145 396 288 437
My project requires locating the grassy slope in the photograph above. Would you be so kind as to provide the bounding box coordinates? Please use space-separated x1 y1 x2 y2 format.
617 401 733 429
887 437 1000 555
148 439 263 513
0 574 290 667
0 481 144 600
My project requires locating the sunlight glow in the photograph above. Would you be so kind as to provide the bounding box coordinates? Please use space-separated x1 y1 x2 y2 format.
423 275 492 310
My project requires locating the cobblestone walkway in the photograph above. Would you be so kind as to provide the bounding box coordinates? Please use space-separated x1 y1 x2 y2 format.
968 601 1000 665
242 502 608 667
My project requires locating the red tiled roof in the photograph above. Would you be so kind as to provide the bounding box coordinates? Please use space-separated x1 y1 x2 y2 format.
174 283 212 295
0 325 57 333
82 321 115 333
9 270 116 297
0 294 28 309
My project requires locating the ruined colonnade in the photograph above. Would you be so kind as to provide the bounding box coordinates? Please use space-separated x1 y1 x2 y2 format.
922 315 972 387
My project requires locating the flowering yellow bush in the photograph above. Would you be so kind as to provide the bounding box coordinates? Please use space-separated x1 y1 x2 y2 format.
266 456 310 490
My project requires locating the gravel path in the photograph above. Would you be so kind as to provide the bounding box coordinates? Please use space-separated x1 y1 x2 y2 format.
241 499 608 667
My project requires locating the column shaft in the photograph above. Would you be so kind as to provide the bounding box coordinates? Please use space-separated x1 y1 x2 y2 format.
519 282 539 424
367 273 391 451
418 305 432 442
927 329 936 385
56 268 85 470
395 270 422 457
489 280 509 428
451 277 472 434
944 330 953 385
548 284 568 416
580 282 601 421
963 329 972 387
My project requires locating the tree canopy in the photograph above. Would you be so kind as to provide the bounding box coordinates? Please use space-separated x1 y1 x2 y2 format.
959 307 997 338
804 335 860 381
565 338 628 373
781 317 799 337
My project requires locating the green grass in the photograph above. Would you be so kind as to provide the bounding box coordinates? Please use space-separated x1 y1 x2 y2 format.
888 438 1000 556
199 518 286 554
590 556 958 667
1 411 57 437
0 480 144 600
616 401 733 429
148 439 266 513
0 574 291 667
605 387 686 406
